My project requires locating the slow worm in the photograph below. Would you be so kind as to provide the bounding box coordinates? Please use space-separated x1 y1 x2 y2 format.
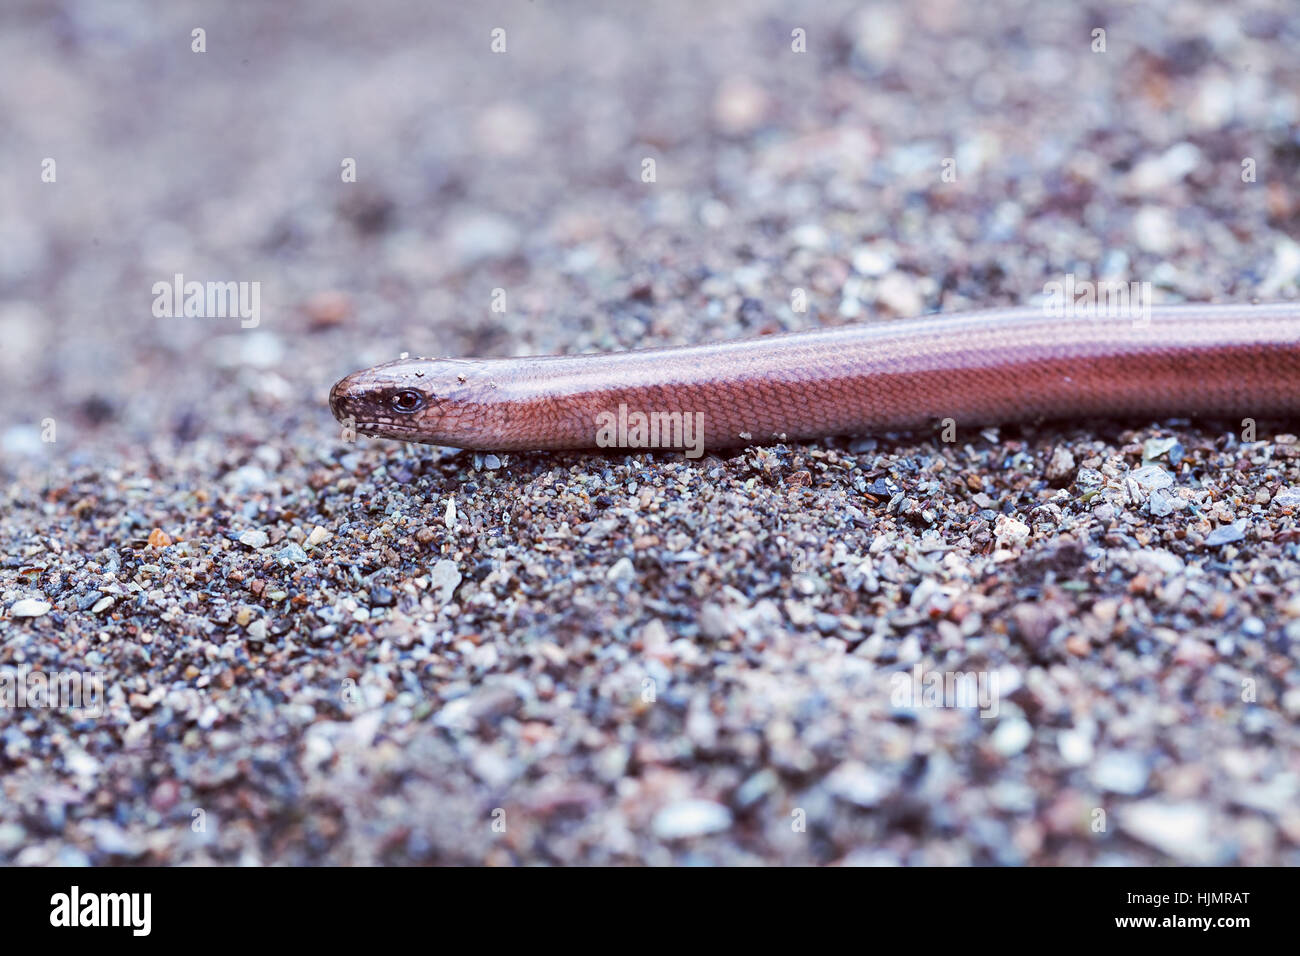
329 302 1300 454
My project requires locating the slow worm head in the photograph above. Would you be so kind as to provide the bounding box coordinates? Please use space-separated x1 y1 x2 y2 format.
329 356 514 447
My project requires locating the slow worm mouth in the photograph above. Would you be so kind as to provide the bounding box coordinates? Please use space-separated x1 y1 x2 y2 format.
351 420 432 442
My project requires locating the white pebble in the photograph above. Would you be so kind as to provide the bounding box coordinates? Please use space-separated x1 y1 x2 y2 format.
851 246 894 277
430 559 462 606
992 719 1032 756
993 514 1031 549
652 800 733 840
10 598 51 618
238 529 269 549
1133 206 1176 255
825 761 889 807
789 224 829 250
1091 751 1149 794
875 271 924 316
1120 802 1213 863
1058 729 1094 766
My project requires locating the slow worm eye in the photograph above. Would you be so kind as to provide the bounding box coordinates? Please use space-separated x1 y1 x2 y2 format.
389 389 426 413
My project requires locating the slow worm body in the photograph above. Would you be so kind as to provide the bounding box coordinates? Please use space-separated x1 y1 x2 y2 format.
329 303 1300 453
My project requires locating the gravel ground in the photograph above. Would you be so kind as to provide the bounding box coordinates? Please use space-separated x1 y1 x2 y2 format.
2 0 1300 865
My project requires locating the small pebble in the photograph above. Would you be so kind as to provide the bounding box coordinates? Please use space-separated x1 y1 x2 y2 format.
825 761 889 808
1120 802 1213 864
1273 487 1300 508
1205 519 1247 547
238 529 269 549
1090 751 1149 795
277 543 308 564
992 719 1033 756
652 800 733 840
430 559 462 605
10 599 51 618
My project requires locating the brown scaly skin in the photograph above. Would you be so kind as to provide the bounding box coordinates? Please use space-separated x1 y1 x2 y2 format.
329 303 1300 453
